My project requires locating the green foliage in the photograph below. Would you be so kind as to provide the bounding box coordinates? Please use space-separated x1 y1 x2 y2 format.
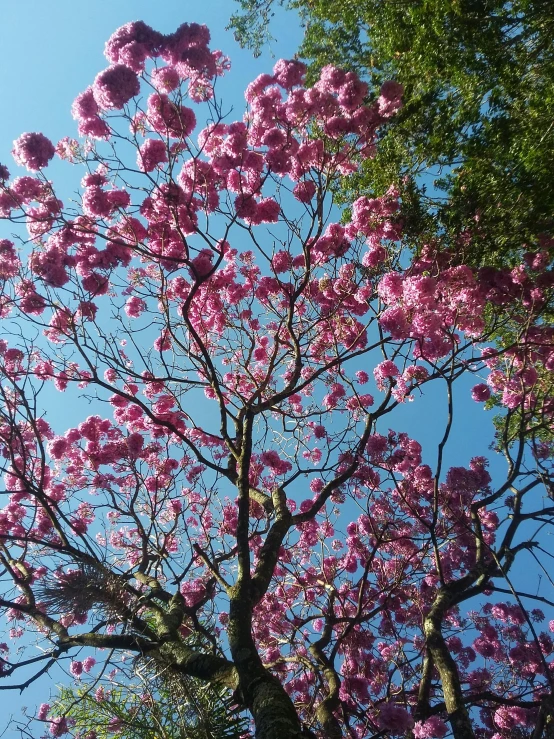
229 0 554 267
51 622 247 739
228 0 295 57
52 672 248 739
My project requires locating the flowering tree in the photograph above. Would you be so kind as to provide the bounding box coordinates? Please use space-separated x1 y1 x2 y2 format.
0 19 553 739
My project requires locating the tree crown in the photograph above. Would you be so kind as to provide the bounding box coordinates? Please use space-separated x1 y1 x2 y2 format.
0 18 553 739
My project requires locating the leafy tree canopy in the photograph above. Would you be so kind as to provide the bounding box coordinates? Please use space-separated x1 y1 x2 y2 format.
229 0 554 266
42 651 248 739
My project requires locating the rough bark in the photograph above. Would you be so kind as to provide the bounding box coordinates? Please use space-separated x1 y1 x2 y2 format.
424 592 476 739
156 640 238 689
228 588 306 739
532 695 554 739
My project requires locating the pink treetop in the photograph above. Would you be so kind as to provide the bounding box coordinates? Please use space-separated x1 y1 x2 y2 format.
0 18 553 739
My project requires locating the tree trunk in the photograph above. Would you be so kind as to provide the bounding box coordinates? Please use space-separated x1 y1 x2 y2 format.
424 594 476 739
248 672 308 739
229 591 307 739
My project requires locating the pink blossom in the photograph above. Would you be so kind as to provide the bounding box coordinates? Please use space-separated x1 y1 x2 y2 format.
12 132 55 171
378 272 404 302
56 137 80 162
150 66 180 92
358 394 374 407
378 703 414 733
189 249 214 279
378 80 404 117
154 331 172 352
403 365 429 384
104 21 162 72
38 703 50 720
0 190 15 218
403 275 436 307
273 59 306 89
108 190 130 210
338 73 368 111
70 660 83 677
272 250 292 274
494 705 532 729
380 305 409 339
78 117 111 140
262 127 287 148
126 433 144 457
107 717 124 733
161 23 216 83
138 139 168 172
235 194 258 219
77 301 98 322
71 87 99 120
362 244 387 267
93 65 140 110
317 65 347 92
82 272 109 295
293 180 316 203
373 360 400 390
147 94 196 138
94 686 106 702
82 656 96 672
413 717 448 738
49 717 69 737
245 73 275 103
261 450 292 475
471 383 491 402
256 198 280 223
124 296 146 318
0 239 20 279
501 387 523 409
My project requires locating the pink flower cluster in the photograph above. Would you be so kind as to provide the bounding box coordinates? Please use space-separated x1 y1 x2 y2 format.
378 702 414 733
378 80 404 117
137 138 168 172
260 450 293 475
71 88 110 139
12 132 55 171
104 20 163 72
146 93 197 139
413 717 448 738
93 64 140 110
72 21 226 139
